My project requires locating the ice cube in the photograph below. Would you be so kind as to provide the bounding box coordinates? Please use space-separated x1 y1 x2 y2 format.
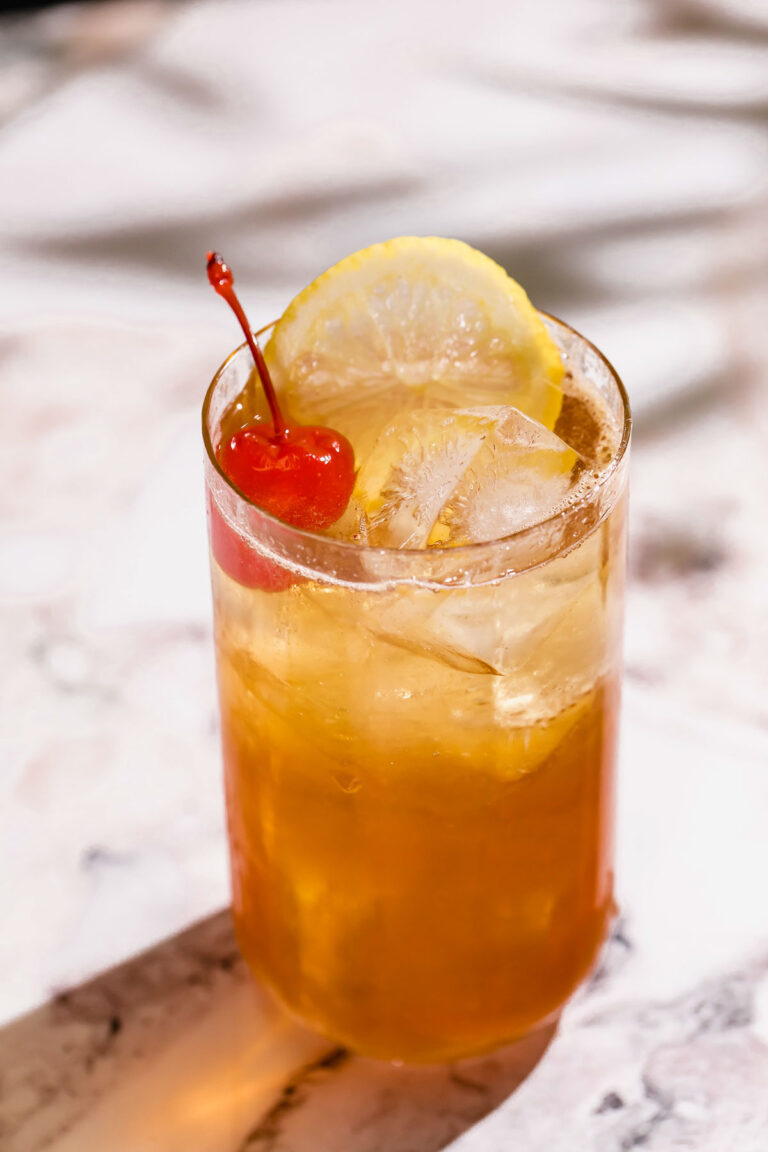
354 408 504 548
431 407 581 546
353 406 582 549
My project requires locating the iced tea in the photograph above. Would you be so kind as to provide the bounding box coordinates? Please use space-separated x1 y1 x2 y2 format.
204 308 629 1063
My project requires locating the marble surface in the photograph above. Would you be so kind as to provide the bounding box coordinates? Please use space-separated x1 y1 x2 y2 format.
1 0 768 1148
3 692 768 1152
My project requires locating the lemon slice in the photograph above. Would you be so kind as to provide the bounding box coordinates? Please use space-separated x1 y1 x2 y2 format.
264 236 564 457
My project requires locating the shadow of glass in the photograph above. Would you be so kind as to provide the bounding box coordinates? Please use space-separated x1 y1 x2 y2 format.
0 911 557 1152
239 1018 558 1152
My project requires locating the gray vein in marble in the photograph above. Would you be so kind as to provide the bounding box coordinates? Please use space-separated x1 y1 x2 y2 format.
236 1031 560 1152
1 1 767 1149
0 912 559 1152
446 954 768 1151
0 913 243 1152
3 919 767 1152
238 1049 350 1152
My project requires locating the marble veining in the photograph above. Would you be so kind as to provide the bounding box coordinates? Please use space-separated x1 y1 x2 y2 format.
1 0 768 1148
3 690 768 1151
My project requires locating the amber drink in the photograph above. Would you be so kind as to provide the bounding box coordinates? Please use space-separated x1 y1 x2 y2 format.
205 293 629 1062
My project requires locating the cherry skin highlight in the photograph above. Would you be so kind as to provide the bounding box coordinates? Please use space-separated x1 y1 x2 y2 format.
205 252 356 588
219 423 355 531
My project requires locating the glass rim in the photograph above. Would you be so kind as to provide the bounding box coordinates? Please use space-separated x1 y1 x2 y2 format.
202 311 631 578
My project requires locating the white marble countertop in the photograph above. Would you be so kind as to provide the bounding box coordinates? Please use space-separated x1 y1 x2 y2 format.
1 1 768 1149
3 690 768 1152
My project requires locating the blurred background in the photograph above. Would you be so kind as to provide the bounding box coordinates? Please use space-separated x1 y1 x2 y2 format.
1 0 767 1026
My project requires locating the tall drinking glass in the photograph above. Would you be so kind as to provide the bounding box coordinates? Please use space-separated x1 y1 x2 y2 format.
203 315 630 1063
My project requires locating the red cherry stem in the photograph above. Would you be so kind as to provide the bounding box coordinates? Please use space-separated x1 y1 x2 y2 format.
206 251 287 438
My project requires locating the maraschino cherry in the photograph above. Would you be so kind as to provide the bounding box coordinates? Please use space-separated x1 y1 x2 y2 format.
206 251 356 589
